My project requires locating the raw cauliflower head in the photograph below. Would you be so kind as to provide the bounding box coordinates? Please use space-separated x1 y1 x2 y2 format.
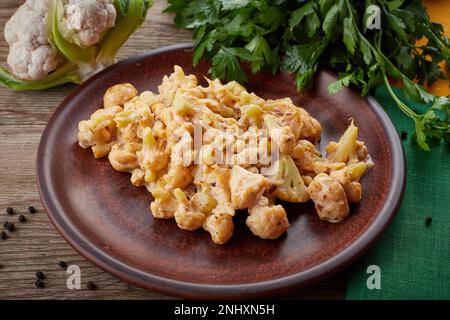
4 0 62 81
60 0 117 48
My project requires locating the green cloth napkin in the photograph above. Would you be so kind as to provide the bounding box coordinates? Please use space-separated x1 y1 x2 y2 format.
345 86 450 299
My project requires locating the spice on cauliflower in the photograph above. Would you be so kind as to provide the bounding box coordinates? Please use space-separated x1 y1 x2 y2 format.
307 173 350 223
203 212 234 245
269 155 310 203
173 188 207 231
247 197 289 239
229 165 268 209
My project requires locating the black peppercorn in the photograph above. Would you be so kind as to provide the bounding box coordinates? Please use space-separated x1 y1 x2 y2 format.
28 206 37 214
0 231 7 240
58 260 67 269
6 207 14 215
35 271 45 280
18 215 26 223
7 223 15 232
425 216 432 226
400 131 408 141
35 279 45 288
86 281 96 290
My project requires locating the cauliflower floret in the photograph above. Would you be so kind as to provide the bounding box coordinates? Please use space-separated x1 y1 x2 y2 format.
298 107 322 143
232 134 271 169
246 197 289 239
137 127 170 172
158 66 198 107
60 0 117 48
170 130 194 166
265 98 303 139
344 181 362 203
229 165 268 209
77 105 122 155
4 0 62 81
174 205 206 231
108 142 141 172
77 120 95 148
240 104 263 128
173 189 207 231
210 166 235 216
351 141 372 164
269 155 310 203
203 212 234 244
214 81 241 109
263 114 296 154
325 121 374 177
104 83 138 108
327 120 359 163
330 168 363 204
149 188 178 219
307 173 349 223
140 91 161 106
291 140 321 172
191 192 218 215
130 168 145 186
194 165 235 218
162 164 193 189
312 158 346 175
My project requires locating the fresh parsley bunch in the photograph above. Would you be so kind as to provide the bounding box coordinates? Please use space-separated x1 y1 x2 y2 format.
165 0 450 150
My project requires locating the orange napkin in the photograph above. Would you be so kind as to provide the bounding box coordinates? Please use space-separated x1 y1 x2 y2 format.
423 0 449 96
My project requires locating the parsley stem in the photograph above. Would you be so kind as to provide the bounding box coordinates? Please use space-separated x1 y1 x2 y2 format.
383 74 417 119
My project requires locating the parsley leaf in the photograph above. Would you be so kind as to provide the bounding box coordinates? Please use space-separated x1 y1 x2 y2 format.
167 0 450 151
209 47 247 83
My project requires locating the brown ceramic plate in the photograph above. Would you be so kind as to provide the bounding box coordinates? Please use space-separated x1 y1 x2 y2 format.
37 44 405 299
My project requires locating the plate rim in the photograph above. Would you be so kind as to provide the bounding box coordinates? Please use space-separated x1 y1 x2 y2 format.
36 43 406 299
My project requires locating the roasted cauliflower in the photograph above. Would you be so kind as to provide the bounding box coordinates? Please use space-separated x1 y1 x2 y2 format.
247 197 289 239
308 173 349 223
78 67 373 245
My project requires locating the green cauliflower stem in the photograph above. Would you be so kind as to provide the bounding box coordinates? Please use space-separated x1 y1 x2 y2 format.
272 155 310 203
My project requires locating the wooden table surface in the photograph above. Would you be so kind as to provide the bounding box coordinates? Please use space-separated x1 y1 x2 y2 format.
0 0 388 300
